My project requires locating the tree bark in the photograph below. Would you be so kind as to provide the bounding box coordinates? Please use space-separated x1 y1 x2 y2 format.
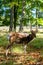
29 21 32 31
14 5 18 32
36 9 38 32
19 0 26 32
9 7 14 32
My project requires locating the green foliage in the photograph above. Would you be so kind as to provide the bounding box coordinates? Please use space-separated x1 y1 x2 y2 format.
38 18 43 25
30 38 43 49
2 20 10 26
0 0 43 26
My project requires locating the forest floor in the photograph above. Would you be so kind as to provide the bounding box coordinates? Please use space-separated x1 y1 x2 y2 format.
0 47 43 65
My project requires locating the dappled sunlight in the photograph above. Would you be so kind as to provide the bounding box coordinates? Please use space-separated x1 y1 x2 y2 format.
37 33 43 38
11 45 24 54
0 0 43 64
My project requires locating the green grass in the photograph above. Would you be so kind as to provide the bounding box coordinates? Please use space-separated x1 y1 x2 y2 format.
28 38 43 49
26 33 43 54
0 35 9 47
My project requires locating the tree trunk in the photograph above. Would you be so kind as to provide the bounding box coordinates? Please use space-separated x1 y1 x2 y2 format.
9 7 14 32
19 20 23 32
14 5 18 32
29 21 32 31
36 9 38 32
19 0 26 32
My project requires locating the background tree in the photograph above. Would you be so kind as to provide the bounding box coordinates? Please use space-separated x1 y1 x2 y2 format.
14 4 18 31
0 0 43 32
9 7 14 31
19 0 26 32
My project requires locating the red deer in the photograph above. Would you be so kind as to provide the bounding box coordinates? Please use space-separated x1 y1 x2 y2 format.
6 30 36 56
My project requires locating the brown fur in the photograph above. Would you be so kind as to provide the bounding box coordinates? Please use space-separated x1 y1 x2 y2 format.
7 30 36 49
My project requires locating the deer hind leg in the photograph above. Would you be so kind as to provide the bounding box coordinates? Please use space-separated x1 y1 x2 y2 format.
6 49 9 56
23 44 27 54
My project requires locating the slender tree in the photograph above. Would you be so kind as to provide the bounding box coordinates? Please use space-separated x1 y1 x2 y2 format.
19 0 26 32
14 4 18 31
9 7 14 32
